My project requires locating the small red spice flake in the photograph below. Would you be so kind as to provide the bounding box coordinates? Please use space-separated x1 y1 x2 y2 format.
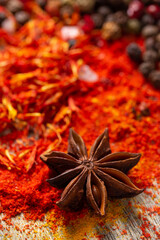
0 224 3 230
121 229 127 235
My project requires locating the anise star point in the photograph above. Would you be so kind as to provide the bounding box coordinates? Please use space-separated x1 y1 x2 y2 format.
40 128 143 216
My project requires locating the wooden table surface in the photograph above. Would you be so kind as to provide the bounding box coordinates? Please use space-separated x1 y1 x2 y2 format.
0 182 159 240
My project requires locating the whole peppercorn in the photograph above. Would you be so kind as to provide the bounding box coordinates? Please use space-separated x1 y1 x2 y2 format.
126 43 142 62
105 14 116 23
149 70 160 89
126 19 141 34
6 0 23 14
102 22 121 41
91 13 103 29
141 14 155 26
145 37 155 50
142 25 159 38
143 50 158 63
146 4 160 19
114 11 128 26
74 0 95 12
127 0 144 19
15 11 30 25
36 0 47 9
1 18 16 33
97 6 112 17
139 62 155 78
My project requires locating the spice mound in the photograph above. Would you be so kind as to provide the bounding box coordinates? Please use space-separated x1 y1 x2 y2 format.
40 128 143 216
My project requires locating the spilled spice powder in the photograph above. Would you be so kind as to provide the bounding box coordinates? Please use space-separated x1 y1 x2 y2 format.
0 10 160 239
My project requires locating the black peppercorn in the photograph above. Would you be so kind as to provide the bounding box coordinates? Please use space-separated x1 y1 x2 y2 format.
141 14 155 26
36 0 47 9
105 14 116 23
145 37 155 50
15 11 30 25
97 6 112 17
102 22 121 40
139 62 155 78
126 19 141 35
91 13 103 29
114 11 128 26
149 70 160 89
126 43 142 63
6 0 23 14
142 25 159 38
1 18 16 33
143 50 158 63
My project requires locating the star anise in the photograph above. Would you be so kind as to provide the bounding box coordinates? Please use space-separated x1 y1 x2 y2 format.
40 128 143 216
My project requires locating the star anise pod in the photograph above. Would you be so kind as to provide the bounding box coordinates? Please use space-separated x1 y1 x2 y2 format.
40 128 143 216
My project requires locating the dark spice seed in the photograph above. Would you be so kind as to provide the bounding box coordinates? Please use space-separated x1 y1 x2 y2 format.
91 13 103 29
146 4 160 19
6 0 23 14
142 25 159 38
36 0 47 9
114 11 128 26
139 62 155 78
126 43 142 63
102 22 121 40
105 14 116 23
126 19 141 34
143 50 158 63
141 14 155 26
1 18 15 33
15 11 30 25
145 37 155 50
149 70 160 89
97 6 112 17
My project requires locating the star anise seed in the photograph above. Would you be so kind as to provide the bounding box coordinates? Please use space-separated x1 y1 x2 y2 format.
40 128 143 216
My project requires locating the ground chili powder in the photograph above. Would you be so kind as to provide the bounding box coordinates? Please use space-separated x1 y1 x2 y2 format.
0 9 160 240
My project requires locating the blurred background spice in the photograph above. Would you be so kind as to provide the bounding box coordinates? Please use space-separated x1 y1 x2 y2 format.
0 0 159 88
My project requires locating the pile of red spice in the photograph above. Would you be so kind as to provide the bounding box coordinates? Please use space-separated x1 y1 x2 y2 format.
0 8 160 239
